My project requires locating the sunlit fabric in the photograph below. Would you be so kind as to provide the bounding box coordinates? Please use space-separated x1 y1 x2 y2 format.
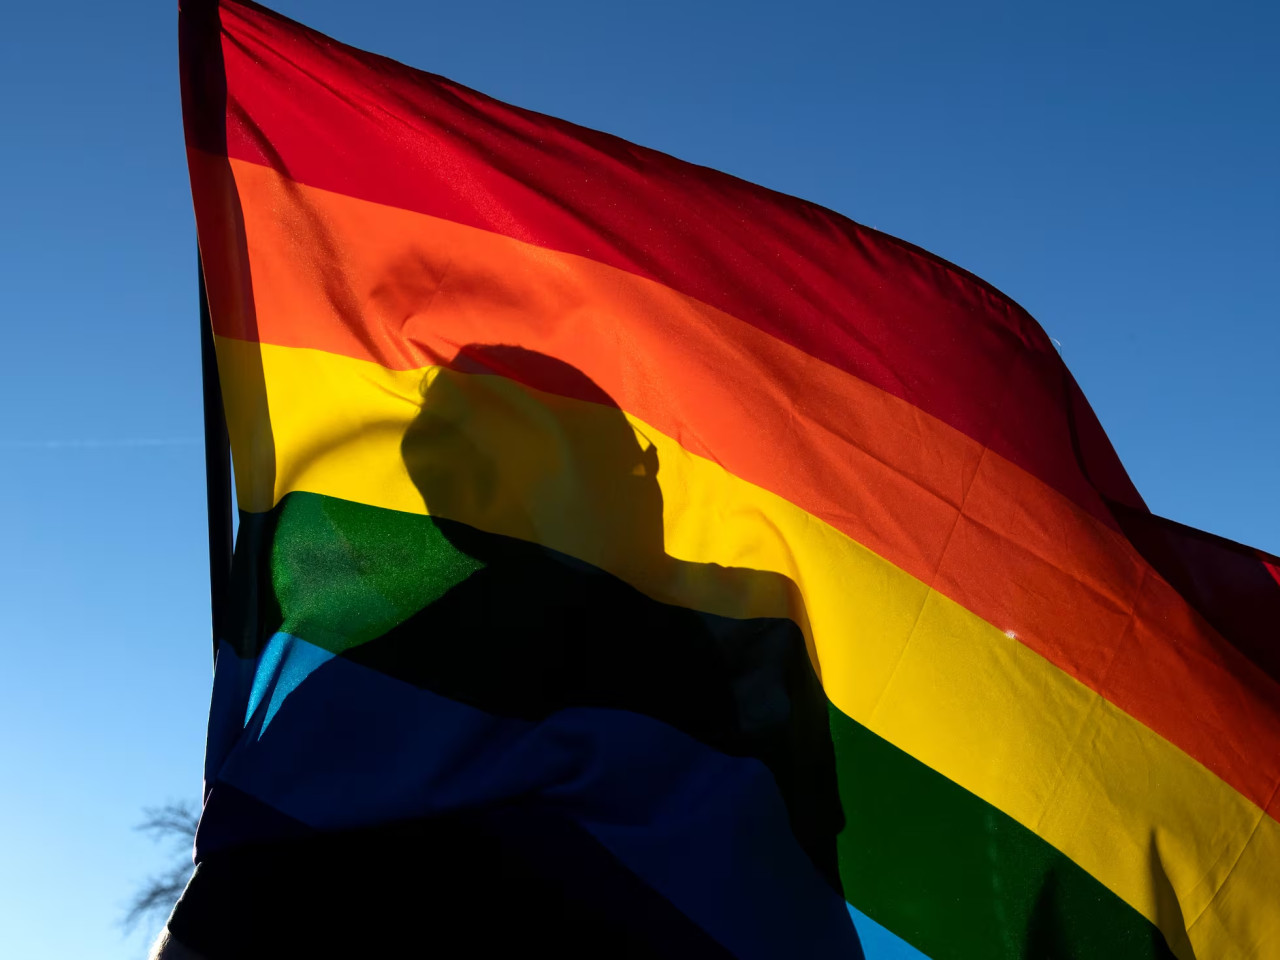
180 1 1280 956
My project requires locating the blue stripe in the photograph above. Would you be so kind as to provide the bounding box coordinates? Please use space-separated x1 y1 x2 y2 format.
846 904 931 960
244 632 335 733
202 636 865 958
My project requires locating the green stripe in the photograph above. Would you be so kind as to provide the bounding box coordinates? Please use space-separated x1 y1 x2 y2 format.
268 490 483 654
832 706 1176 959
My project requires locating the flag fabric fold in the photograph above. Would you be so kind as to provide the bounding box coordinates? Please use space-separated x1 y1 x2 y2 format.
180 1 1280 956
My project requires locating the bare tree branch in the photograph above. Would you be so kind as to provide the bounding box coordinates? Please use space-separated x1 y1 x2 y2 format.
123 800 199 936
136 802 200 845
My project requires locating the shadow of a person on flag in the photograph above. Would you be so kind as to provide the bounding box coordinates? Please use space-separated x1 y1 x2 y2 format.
362 344 853 942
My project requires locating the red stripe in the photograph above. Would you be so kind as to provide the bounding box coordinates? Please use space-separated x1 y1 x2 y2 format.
1264 558 1280 589
1112 507 1280 686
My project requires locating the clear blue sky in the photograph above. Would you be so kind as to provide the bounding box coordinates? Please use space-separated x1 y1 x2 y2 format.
0 1 1275 956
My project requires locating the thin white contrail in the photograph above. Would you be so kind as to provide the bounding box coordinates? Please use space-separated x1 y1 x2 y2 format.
0 437 202 450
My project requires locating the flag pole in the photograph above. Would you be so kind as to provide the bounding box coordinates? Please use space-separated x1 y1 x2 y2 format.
199 255 233 662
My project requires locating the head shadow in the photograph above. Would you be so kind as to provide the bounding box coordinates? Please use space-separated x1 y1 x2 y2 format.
401 343 666 574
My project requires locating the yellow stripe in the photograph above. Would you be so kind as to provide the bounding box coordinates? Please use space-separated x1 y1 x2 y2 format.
217 334 1276 956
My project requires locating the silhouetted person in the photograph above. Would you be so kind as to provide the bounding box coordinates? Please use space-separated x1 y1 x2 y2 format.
373 346 842 877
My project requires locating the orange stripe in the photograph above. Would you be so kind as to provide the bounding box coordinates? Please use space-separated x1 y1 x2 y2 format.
204 152 1280 818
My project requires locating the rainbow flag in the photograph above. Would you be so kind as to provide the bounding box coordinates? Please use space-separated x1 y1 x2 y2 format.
179 1 1280 956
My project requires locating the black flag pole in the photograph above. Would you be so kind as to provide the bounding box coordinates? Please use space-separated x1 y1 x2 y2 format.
199 255 234 663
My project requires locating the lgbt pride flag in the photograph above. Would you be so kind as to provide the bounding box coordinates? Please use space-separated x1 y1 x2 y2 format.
179 1 1280 956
